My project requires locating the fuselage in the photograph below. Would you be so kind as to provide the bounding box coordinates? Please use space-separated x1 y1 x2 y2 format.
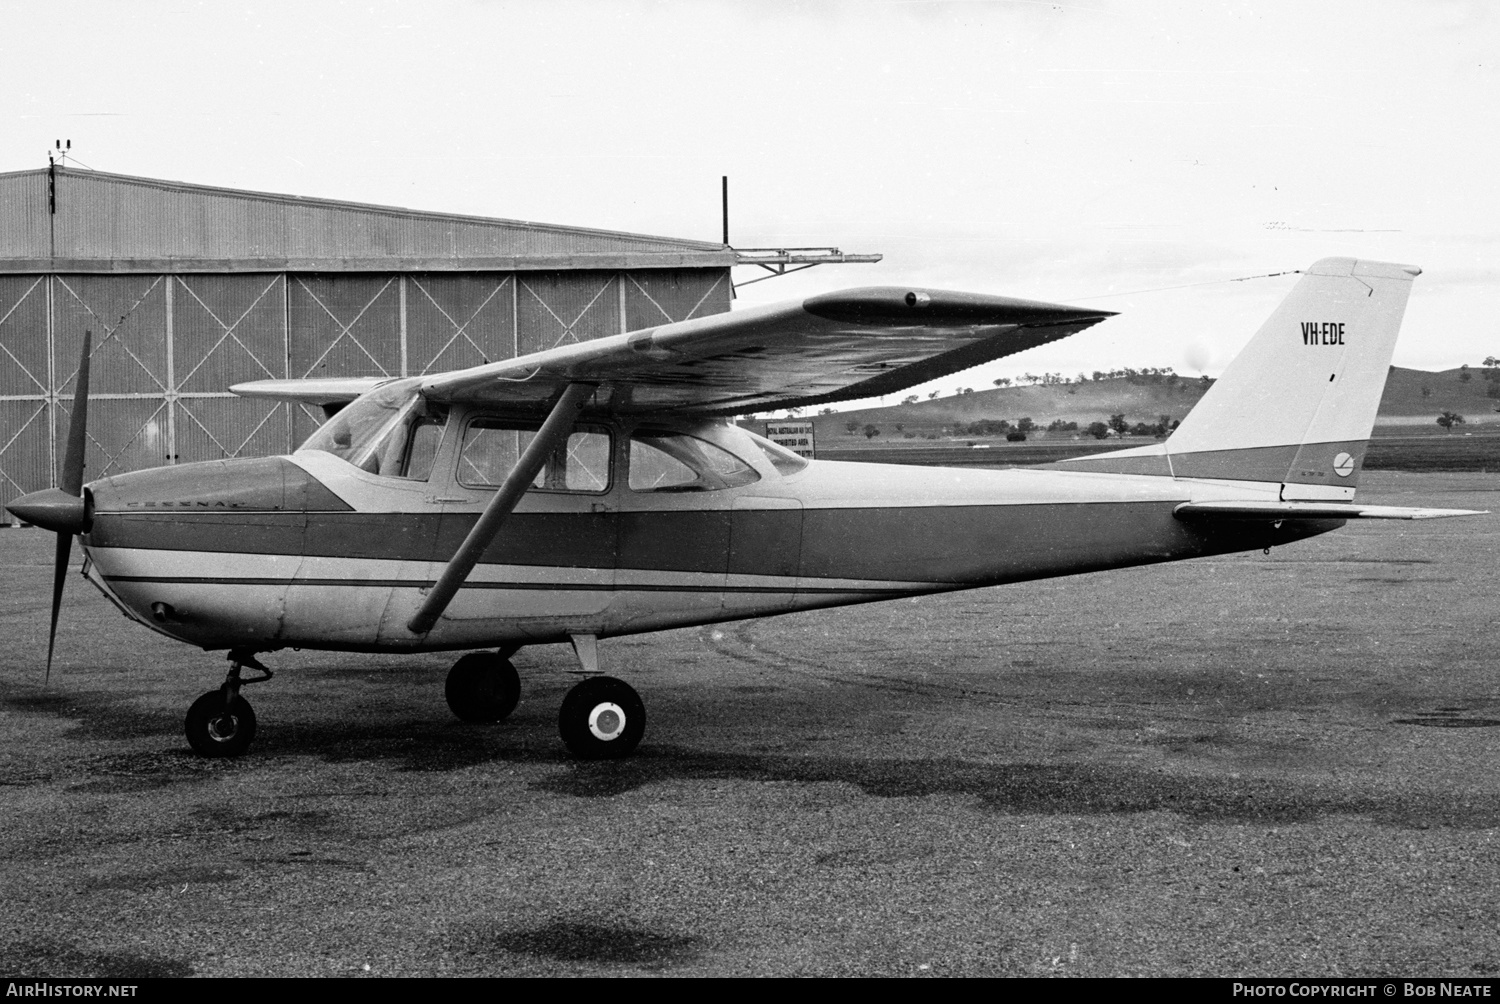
78 412 1339 655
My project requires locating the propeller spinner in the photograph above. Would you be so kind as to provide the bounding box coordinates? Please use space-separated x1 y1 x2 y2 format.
6 331 93 681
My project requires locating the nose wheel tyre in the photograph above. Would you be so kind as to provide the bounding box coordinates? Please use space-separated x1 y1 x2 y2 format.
185 690 257 758
445 652 522 723
559 676 645 759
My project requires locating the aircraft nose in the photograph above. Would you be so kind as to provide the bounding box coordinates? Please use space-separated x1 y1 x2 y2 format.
7 487 92 534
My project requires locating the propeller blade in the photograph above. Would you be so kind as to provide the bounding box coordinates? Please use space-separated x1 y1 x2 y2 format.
46 531 71 684
43 329 92 683
60 330 91 497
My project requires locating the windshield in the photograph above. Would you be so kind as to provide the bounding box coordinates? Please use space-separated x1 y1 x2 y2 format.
298 378 446 477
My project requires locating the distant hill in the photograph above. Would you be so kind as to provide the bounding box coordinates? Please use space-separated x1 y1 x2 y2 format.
766 366 1500 446
801 373 1209 444
1374 365 1500 423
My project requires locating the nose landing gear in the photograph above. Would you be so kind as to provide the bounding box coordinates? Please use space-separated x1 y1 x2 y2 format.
184 649 273 758
556 633 644 759
558 675 645 759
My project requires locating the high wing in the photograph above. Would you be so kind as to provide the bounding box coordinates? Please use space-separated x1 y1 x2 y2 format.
325 287 1110 416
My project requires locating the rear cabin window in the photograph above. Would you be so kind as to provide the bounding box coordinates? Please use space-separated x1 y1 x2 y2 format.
743 430 811 475
458 418 611 493
628 431 760 492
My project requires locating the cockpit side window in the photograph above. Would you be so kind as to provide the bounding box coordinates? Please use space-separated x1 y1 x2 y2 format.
458 418 611 493
628 431 761 492
400 415 446 481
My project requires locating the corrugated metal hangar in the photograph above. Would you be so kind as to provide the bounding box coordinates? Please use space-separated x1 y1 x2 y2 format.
0 166 773 517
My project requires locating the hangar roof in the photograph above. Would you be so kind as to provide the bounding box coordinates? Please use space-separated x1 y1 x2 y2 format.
0 166 736 273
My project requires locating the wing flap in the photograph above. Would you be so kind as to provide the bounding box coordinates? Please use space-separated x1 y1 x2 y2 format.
1175 500 1487 521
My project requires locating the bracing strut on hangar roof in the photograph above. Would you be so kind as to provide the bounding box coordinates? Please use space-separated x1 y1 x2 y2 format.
732 247 884 289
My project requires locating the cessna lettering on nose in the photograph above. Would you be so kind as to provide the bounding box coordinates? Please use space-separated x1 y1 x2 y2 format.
6 257 1482 761
1302 321 1346 345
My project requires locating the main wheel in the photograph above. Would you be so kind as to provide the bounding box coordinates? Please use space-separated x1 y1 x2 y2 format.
558 676 645 759
185 689 257 758
445 652 521 723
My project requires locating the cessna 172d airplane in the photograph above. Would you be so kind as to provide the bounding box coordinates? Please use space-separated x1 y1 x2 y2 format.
7 257 1481 759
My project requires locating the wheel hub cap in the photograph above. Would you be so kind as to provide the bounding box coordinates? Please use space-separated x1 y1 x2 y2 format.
206 713 238 743
588 702 626 741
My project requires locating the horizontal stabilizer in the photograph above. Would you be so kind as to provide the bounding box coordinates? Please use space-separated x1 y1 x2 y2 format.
1174 500 1486 521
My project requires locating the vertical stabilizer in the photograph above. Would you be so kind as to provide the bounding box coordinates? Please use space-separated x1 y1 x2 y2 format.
1055 258 1420 499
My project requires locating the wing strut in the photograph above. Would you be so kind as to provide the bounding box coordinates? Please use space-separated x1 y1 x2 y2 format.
407 382 596 636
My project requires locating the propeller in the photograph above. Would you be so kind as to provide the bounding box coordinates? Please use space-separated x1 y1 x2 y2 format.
5 330 93 682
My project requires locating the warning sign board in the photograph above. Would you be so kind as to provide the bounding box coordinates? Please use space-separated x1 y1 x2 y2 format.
764 421 815 459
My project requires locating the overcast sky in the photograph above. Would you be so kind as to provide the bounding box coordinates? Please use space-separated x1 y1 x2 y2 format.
2 0 1494 404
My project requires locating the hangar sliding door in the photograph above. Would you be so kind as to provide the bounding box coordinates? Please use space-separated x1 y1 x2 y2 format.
51 275 168 481
405 273 516 375
287 274 401 446
172 274 289 464
0 276 50 515
623 268 730 330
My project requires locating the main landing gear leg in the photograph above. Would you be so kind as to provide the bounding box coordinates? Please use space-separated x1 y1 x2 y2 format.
184 649 273 758
558 633 644 760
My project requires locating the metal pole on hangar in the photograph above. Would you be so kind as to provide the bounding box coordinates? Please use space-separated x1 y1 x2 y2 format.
0 166 878 519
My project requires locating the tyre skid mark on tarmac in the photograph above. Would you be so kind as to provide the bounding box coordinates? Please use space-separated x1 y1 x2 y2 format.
701 622 1308 737
709 622 1016 702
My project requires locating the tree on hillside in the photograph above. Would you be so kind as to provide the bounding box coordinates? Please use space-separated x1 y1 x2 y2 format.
845 420 860 435
1108 413 1129 435
928 391 940 400
1016 417 1035 433
863 424 881 439
902 395 918 405
1087 421 1110 440
992 377 1012 388
1460 364 1472 383
819 408 835 415
1437 411 1465 432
